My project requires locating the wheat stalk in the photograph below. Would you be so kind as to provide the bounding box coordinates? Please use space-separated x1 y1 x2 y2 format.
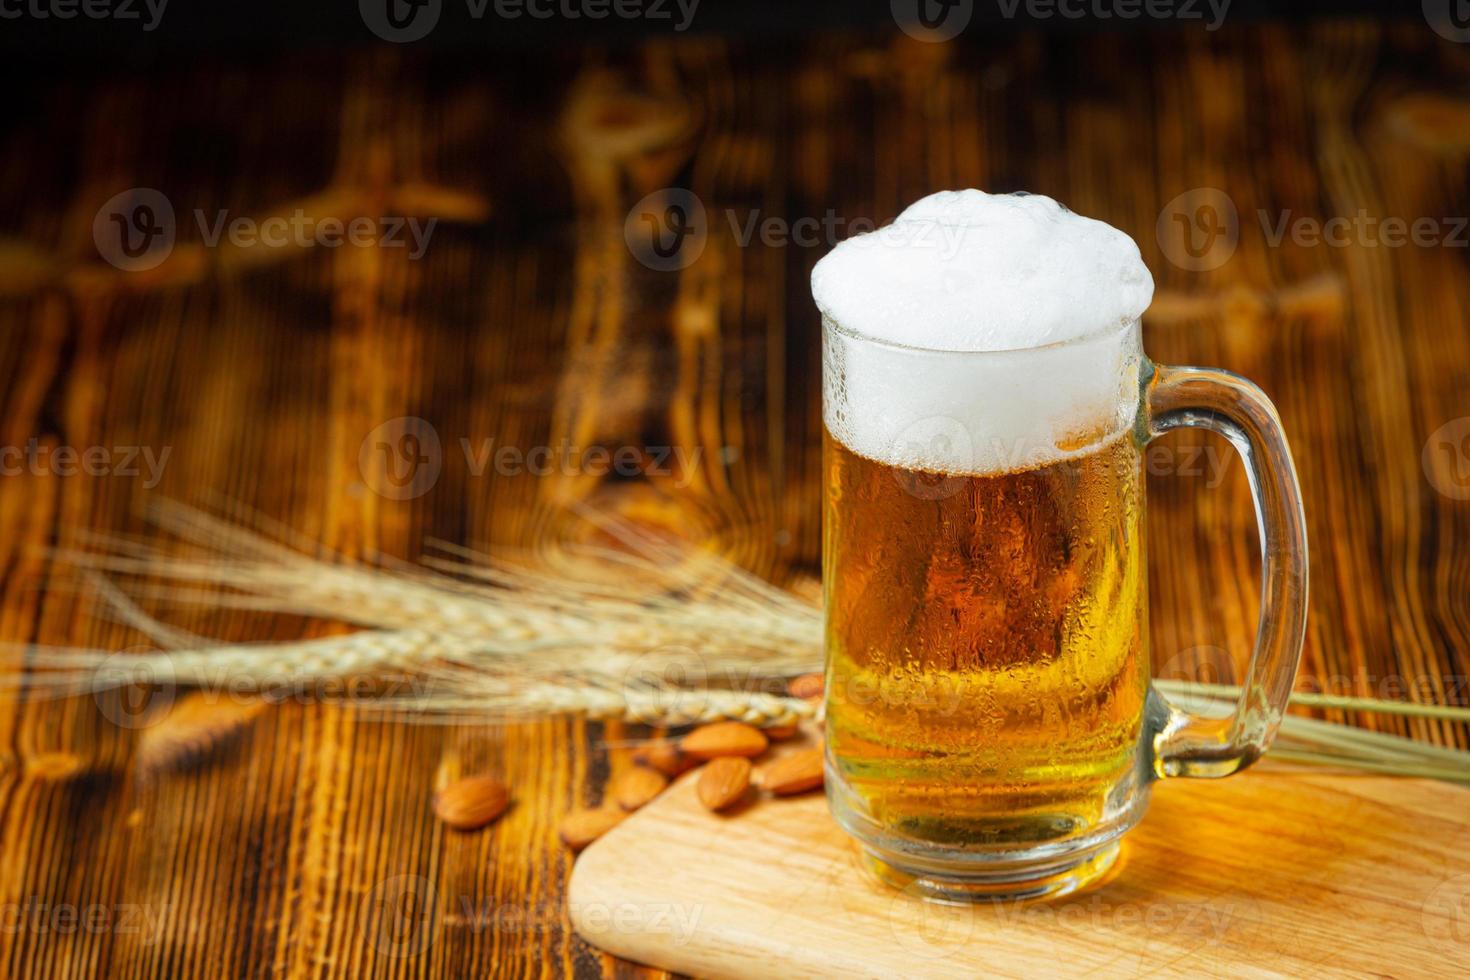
6 502 820 726
2 501 1466 782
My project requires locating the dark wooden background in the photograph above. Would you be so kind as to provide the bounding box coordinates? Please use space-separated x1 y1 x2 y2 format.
1 16 1468 978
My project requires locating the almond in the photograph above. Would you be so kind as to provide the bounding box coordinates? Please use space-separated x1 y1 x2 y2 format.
433 775 510 830
764 723 799 741
612 766 668 811
760 747 824 796
559 807 626 851
789 673 824 701
633 741 695 777
680 721 768 760
697 757 751 811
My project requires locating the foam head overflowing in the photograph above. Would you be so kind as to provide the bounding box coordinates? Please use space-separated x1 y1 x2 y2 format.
814 190 1154 474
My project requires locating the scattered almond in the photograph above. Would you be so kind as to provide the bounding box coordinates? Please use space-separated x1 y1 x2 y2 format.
697 757 751 811
559 807 626 851
763 723 799 741
433 775 510 830
681 721 768 760
760 747 824 796
612 766 668 811
633 741 695 777
135 693 267 772
789 673 824 701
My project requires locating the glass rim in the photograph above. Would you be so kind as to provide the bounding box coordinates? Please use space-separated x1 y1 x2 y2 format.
821 313 1141 356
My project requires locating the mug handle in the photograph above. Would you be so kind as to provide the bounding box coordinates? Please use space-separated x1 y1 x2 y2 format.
1145 361 1310 778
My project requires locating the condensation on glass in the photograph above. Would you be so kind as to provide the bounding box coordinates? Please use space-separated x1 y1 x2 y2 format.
821 314 1309 901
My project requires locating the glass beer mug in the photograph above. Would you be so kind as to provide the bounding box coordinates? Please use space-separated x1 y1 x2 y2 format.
815 191 1309 901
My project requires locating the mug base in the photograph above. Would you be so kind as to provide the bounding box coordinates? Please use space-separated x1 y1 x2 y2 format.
827 762 1146 904
859 839 1121 903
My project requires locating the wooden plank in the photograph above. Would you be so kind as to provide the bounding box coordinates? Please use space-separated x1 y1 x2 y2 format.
570 758 1470 978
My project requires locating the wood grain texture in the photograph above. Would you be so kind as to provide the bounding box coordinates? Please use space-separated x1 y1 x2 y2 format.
0 18 1467 978
569 757 1470 978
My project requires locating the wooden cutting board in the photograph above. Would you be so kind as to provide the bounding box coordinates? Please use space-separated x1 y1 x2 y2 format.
569 751 1470 978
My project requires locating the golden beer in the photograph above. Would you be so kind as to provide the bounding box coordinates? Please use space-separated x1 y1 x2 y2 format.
813 189 1309 901
824 428 1149 849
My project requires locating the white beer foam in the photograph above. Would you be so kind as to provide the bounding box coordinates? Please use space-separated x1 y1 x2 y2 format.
814 190 1154 474
812 190 1153 351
